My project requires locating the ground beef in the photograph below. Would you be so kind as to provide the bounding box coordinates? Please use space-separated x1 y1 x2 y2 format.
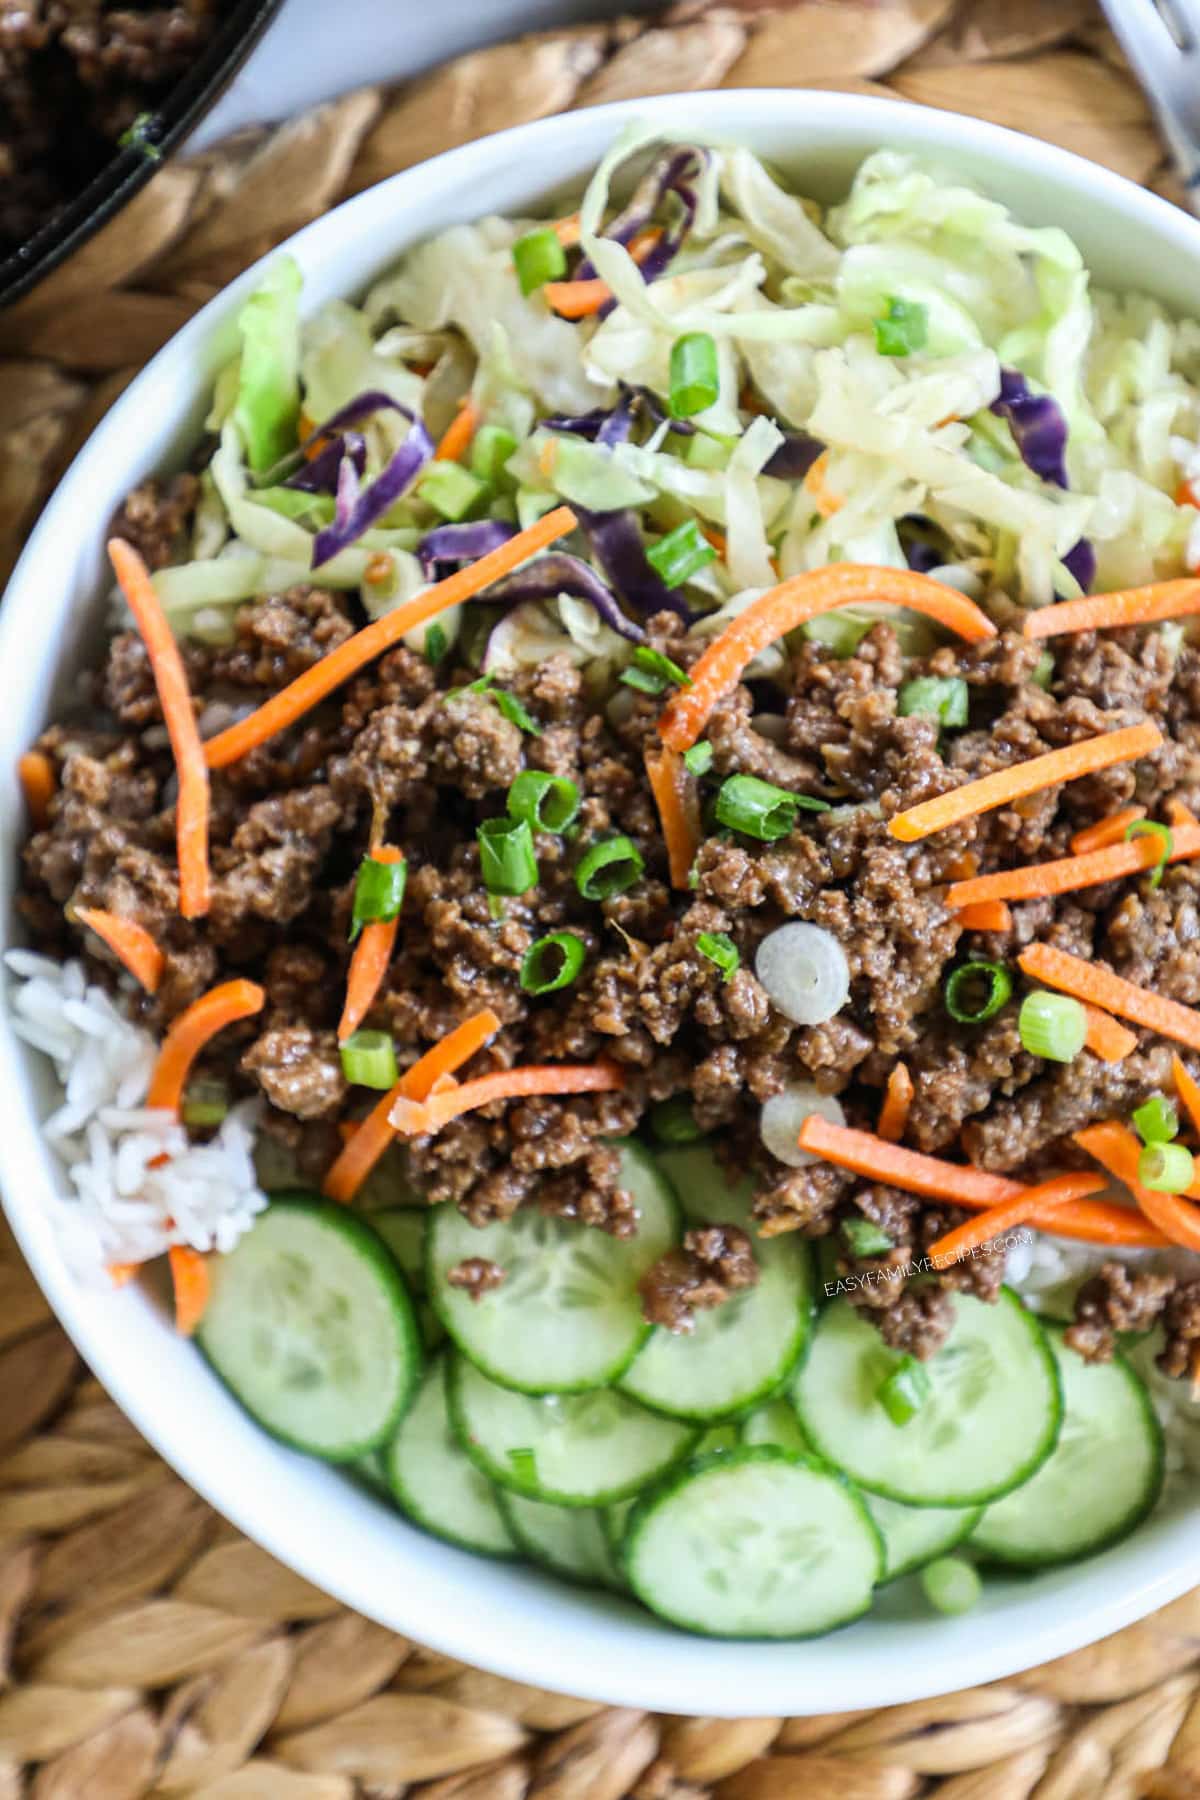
110 475 199 573
639 1224 759 1332
446 1257 506 1301
1066 1263 1178 1363
1 1 232 264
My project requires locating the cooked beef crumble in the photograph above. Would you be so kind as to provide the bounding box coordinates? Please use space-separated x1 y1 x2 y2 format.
21 477 1200 1361
0 1 232 263
639 1224 759 1334
445 1257 506 1302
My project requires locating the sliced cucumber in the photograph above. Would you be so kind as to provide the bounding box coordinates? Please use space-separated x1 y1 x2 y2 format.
741 1397 808 1453
197 1196 421 1460
866 1495 982 1583
696 1423 741 1455
793 1291 1061 1507
619 1147 812 1421
429 1142 678 1394
625 1447 884 1638
374 1208 444 1349
386 1355 516 1556
352 1447 394 1499
971 1323 1164 1568
448 1353 700 1506
497 1492 626 1590
603 1498 635 1553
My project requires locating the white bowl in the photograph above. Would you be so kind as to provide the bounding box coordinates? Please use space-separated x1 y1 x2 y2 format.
3 89 1199 1718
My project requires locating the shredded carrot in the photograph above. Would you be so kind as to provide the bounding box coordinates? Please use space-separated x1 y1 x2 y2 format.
876 1062 913 1143
18 750 55 828
75 907 164 994
434 397 479 464
954 900 1013 933
390 1062 624 1138
1174 1053 1200 1141
699 524 728 560
1075 1120 1200 1249
147 979 265 1116
323 1009 500 1204
204 509 576 769
947 851 979 881
802 450 843 519
108 539 211 919
928 1172 1108 1269
169 1245 210 1336
1019 941 1200 1055
795 1115 1167 1246
890 723 1163 845
338 846 405 1043
1169 798 1200 829
108 1261 138 1288
543 228 662 319
1023 579 1200 639
553 213 582 248
1070 805 1147 855
945 814 1198 907
1178 477 1200 510
658 566 996 753
645 748 701 890
1084 1005 1138 1064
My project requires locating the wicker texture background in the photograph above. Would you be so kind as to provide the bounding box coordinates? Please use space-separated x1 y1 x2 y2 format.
4 2 1200 1794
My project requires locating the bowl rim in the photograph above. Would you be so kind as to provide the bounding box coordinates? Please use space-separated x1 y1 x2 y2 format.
5 86 1200 1717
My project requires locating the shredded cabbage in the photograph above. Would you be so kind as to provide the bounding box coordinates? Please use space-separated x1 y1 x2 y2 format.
233 256 304 475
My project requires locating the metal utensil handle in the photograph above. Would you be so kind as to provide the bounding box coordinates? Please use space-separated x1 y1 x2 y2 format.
1101 0 1200 204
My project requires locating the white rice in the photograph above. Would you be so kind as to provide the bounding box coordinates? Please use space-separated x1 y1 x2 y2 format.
5 951 266 1281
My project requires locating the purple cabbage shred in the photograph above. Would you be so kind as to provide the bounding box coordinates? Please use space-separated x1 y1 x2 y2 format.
474 551 646 643
418 520 518 577
578 505 690 623
763 432 823 481
990 368 1069 490
311 397 434 568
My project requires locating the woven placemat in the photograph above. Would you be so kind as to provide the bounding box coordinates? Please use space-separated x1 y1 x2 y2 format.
3 3 1200 1794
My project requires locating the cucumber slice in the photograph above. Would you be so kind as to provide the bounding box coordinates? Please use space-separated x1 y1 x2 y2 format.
971 1323 1164 1568
352 1447 394 1499
696 1423 740 1455
429 1142 678 1393
619 1147 812 1421
625 1447 884 1638
497 1492 626 1590
386 1355 516 1556
741 1398 808 1453
793 1291 1061 1507
603 1498 635 1553
374 1208 444 1349
448 1353 700 1506
197 1196 421 1460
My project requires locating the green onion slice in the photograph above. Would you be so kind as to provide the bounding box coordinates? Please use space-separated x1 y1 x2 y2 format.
339 1029 399 1090
470 424 518 484
1031 650 1054 690
575 836 645 900
447 673 542 736
512 227 568 296
1018 990 1087 1063
1133 1095 1178 1145
181 1080 229 1129
520 931 586 995
944 960 1012 1024
423 621 449 666
350 853 408 943
1139 1142 1195 1194
921 1556 981 1616
506 770 580 834
650 1095 706 1144
841 1217 893 1258
418 461 486 522
1125 819 1173 888
898 675 969 729
875 296 928 357
683 740 714 777
669 331 720 419
714 773 829 841
646 519 717 589
477 816 538 896
697 931 739 982
877 1355 931 1427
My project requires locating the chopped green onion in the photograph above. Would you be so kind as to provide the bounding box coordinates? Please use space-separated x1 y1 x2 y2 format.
477 816 538 896
803 613 872 657
118 111 162 162
339 1030 399 1090
1031 651 1055 690
575 836 645 900
181 1081 229 1129
714 773 830 842
508 1446 538 1485
877 1355 931 1427
350 854 408 943
1139 1142 1195 1194
447 673 541 736
620 665 665 695
520 931 587 995
619 644 694 697
921 1556 981 1616
697 931 739 982
507 770 580 833
874 296 928 357
650 1095 706 1144
423 621 449 666
945 960 1013 1025
646 520 717 588
512 227 568 296
669 332 720 419
898 675 969 729
841 1217 893 1258
1019 990 1087 1062
683 740 714 777
470 424 518 484
1125 819 1173 888
418 461 487 521
1133 1096 1178 1145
